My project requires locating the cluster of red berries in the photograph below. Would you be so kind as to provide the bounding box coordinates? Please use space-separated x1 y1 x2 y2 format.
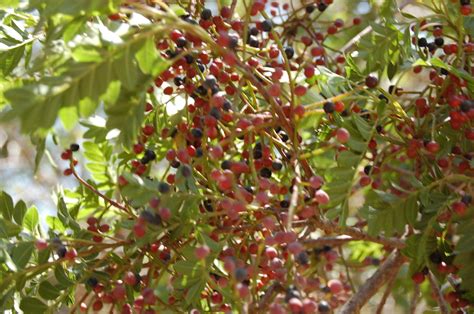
60 143 80 175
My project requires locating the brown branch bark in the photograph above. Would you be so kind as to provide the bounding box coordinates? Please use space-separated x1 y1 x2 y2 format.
250 282 284 313
410 284 420 314
340 250 405 314
375 273 397 314
311 218 406 249
304 235 361 248
428 272 449 314
70 163 131 215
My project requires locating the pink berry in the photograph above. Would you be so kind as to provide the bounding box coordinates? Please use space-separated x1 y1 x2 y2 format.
123 271 137 286
195 245 211 259
309 175 324 189
159 207 171 220
336 128 350 143
315 189 330 205
328 279 343 294
288 298 303 313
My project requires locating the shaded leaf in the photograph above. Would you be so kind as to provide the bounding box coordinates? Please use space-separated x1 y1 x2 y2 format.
20 297 48 314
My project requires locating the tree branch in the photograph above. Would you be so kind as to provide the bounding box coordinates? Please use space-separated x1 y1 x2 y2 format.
375 272 397 314
251 282 284 313
410 284 420 314
304 235 359 248
70 163 131 215
311 219 406 249
340 250 405 314
428 272 449 314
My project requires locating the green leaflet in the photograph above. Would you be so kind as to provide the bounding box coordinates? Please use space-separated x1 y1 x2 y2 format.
0 191 14 221
366 191 418 237
38 281 61 300
20 297 48 314
323 115 376 225
83 141 113 183
11 242 34 269
28 0 121 18
0 218 21 238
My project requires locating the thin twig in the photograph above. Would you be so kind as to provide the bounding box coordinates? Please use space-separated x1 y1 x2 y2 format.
286 161 301 230
410 284 420 314
375 274 397 314
70 163 131 215
428 272 449 314
252 282 284 312
304 235 366 247
311 218 406 249
340 250 405 314
338 246 355 292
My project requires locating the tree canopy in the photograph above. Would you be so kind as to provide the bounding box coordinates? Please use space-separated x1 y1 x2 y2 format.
0 0 473 313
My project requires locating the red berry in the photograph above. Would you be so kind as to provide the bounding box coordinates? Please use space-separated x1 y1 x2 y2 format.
211 291 223 304
133 143 144 154
425 141 440 153
220 6 232 18
87 216 98 226
311 46 324 57
304 65 315 78
359 175 371 187
411 272 425 284
99 224 110 233
61 150 72 160
108 13 121 21
65 248 78 261
118 175 128 186
413 65 422 73
294 85 307 97
461 5 472 15
92 300 103 311
142 125 155 136
35 239 48 251
452 201 467 216
133 223 146 238
365 75 378 88
294 105 305 117
334 101 345 112
327 25 337 35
